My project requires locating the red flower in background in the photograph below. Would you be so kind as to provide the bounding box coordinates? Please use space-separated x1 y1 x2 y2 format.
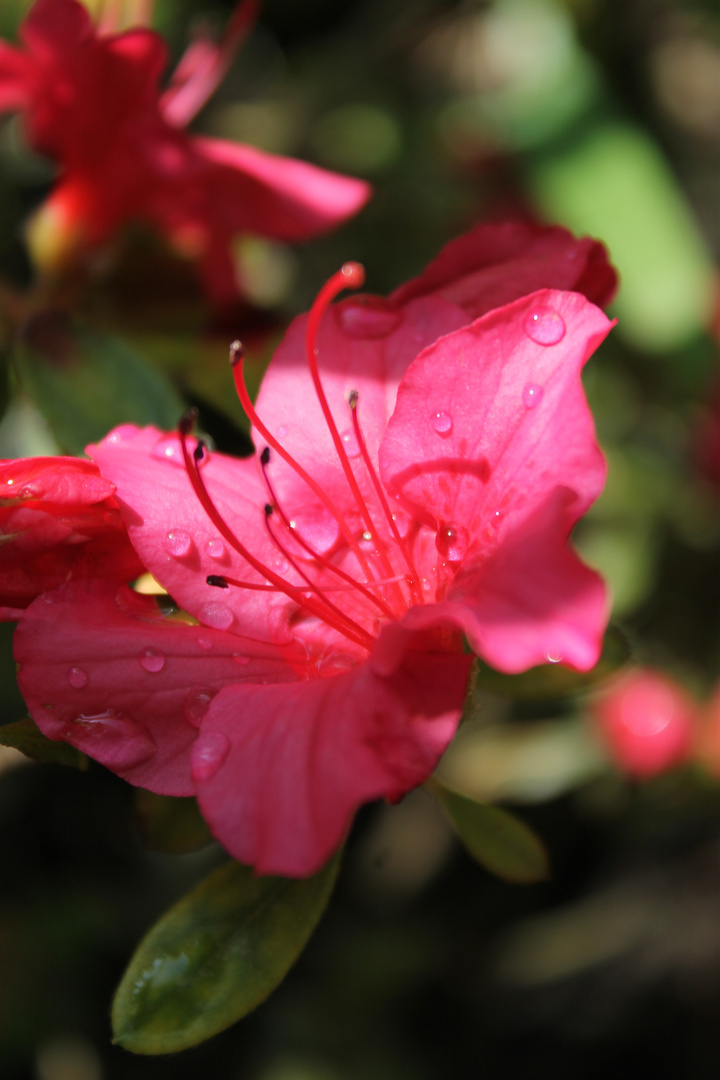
0 455 143 620
0 0 371 304
591 668 696 778
14 221 617 876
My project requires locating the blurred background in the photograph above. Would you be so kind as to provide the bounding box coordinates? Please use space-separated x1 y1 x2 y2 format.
5 0 720 1075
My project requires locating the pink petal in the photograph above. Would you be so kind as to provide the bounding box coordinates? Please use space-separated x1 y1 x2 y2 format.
14 581 300 794
0 42 33 112
390 221 618 318
192 137 372 241
21 0 92 57
89 425 295 642
193 643 471 876
379 289 613 671
251 294 467 539
0 456 117 504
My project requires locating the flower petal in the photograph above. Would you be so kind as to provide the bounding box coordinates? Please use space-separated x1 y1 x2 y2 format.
193 644 471 876
90 425 295 642
14 581 302 794
390 221 618 317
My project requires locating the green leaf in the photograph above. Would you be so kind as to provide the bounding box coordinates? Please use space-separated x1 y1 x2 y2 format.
134 791 214 855
473 625 629 701
15 318 185 454
0 717 88 769
112 855 340 1054
430 780 549 884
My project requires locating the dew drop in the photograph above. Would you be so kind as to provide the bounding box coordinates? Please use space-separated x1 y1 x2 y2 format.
197 635 213 651
435 524 468 562
287 506 339 554
184 687 216 727
277 424 288 438
139 647 165 673
431 411 453 436
67 667 88 689
340 428 361 458
163 530 193 558
523 384 544 409
232 653 251 666
546 650 562 664
191 731 230 783
152 435 181 463
338 295 403 339
524 310 566 346
273 556 290 574
72 711 156 767
198 601 233 630
206 538 225 560
359 530 375 552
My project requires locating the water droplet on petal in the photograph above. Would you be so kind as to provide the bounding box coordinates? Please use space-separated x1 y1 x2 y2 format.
232 653 251 666
359 530 376 552
197 635 213 651
523 384 544 409
273 556 289 574
431 411 453 436
67 667 88 689
338 295 403 339
42 591 59 604
524 310 566 346
546 650 562 664
139 648 165 673
198 601 233 630
191 731 230 783
277 424 288 438
435 524 469 562
163 530 193 558
72 711 156 767
206 538 225 560
152 435 182 464
340 428 361 458
184 687 216 727
288 506 339 555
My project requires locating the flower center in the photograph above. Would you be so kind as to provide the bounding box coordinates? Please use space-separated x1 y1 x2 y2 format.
179 264 426 654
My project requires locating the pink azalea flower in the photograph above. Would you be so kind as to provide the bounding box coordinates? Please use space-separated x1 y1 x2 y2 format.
14 222 616 876
0 455 144 620
591 668 696 778
0 0 371 304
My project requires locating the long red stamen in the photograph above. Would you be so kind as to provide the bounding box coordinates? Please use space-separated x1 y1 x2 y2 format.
178 419 374 650
263 508 373 642
230 342 375 582
260 452 395 619
350 393 423 606
304 264 396 585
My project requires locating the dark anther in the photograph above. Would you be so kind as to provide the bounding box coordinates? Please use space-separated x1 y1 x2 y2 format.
206 575 229 589
260 446 271 466
178 407 199 435
229 340 244 366
194 439 206 462
264 503 273 517
348 389 359 408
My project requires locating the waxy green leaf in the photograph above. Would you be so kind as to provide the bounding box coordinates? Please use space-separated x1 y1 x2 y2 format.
430 780 549 884
0 717 87 768
112 855 340 1054
15 319 185 455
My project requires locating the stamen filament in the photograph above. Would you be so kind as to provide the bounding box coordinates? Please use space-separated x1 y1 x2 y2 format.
350 394 424 606
178 420 374 651
304 265 399 589
229 343 375 582
263 509 373 643
260 453 395 619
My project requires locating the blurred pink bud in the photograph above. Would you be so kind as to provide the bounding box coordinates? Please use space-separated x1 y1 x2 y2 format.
591 668 696 778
